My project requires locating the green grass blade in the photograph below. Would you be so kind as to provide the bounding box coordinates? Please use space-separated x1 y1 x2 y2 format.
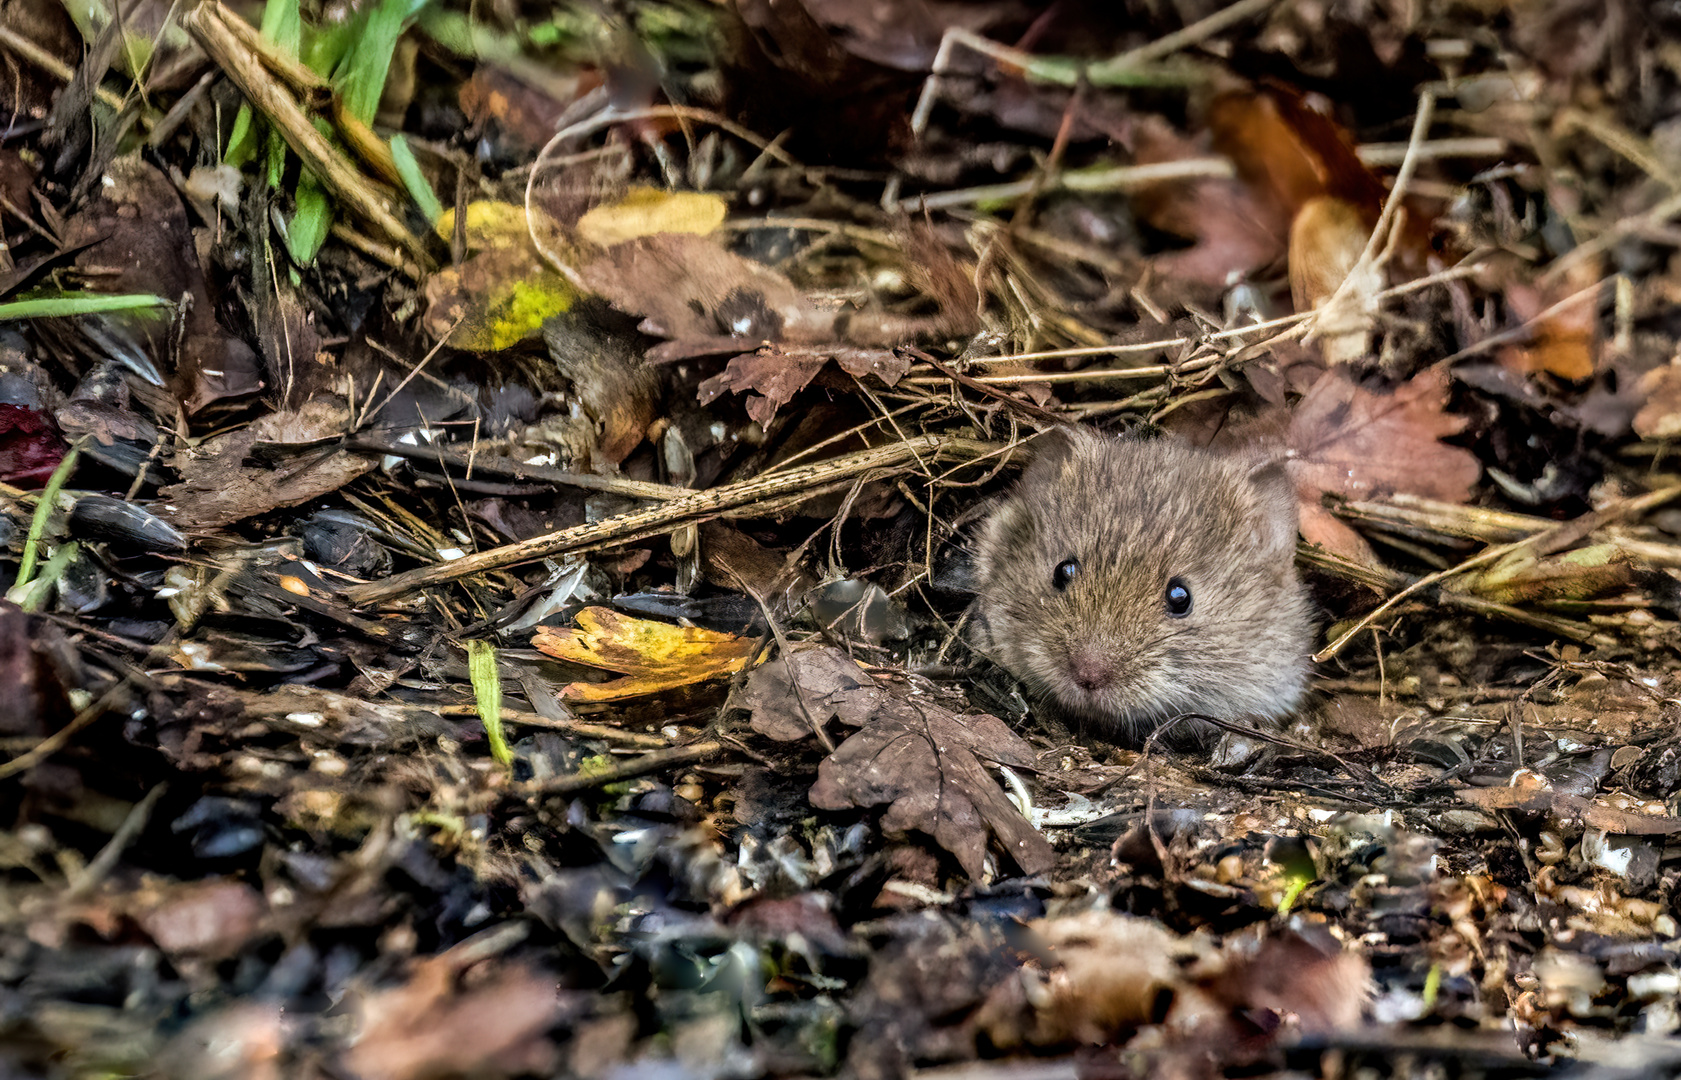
10 441 80 594
0 294 171 319
466 639 512 768
287 174 334 265
389 135 442 223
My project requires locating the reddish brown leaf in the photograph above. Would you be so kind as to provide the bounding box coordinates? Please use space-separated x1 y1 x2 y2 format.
1632 362 1681 440
134 879 268 961
0 403 64 485
807 680 1055 879
1498 257 1599 380
740 645 895 742
1287 367 1482 562
344 955 564 1080
1131 115 1281 292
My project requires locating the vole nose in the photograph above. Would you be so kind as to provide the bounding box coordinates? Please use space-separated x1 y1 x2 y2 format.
1067 646 1114 691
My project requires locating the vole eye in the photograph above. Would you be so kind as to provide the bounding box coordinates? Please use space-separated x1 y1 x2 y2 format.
1164 577 1193 617
1052 558 1080 591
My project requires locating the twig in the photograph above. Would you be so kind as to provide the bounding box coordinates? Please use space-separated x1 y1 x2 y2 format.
1097 0 1282 70
180 1 429 266
1436 277 1606 365
1315 483 1681 661
0 24 126 111
65 782 168 900
1307 89 1436 344
342 436 977 605
517 739 725 797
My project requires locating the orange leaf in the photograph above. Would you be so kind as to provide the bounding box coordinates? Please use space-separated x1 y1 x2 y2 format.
533 607 758 702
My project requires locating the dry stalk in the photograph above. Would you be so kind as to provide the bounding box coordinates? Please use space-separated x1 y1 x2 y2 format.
342 435 986 606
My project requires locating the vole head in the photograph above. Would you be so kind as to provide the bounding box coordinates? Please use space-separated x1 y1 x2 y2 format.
972 428 1313 737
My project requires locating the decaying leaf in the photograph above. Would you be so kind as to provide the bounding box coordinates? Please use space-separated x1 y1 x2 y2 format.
978 911 1370 1051
576 186 727 248
1632 361 1681 440
740 645 895 741
344 955 564 1080
1287 367 1482 563
1465 541 1639 604
805 664 1056 879
159 397 375 530
422 201 580 351
1130 114 1281 293
570 231 835 344
697 344 910 424
534 607 759 702
1289 195 1380 365
1498 256 1599 381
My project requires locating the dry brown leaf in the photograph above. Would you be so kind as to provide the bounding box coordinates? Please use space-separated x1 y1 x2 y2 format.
1131 115 1281 293
807 673 1055 879
133 879 268 961
978 912 1370 1052
696 344 909 424
1497 256 1599 380
571 231 835 343
1287 367 1482 563
534 607 758 702
344 956 563 1080
740 645 896 742
1465 541 1639 604
1632 362 1681 439
65 154 262 416
159 397 375 530
1289 195 1380 365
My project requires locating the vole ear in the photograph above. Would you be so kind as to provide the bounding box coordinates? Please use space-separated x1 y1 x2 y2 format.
1246 457 1301 561
1020 424 1091 481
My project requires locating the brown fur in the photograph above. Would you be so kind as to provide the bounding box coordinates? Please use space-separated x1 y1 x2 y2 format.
972 429 1314 741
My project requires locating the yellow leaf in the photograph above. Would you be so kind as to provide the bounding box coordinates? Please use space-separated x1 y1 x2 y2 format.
422 201 578 351
434 200 533 250
576 187 727 248
533 607 758 702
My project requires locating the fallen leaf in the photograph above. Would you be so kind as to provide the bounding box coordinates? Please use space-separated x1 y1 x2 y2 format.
1465 541 1639 604
1131 114 1281 293
807 680 1055 879
978 911 1370 1052
423 201 580 351
1289 195 1380 365
569 231 835 343
740 645 895 742
1207 87 1387 233
64 155 262 416
576 186 727 247
344 956 563 1080
0 403 64 485
1287 367 1482 562
698 344 913 424
1632 362 1681 440
534 607 759 702
1497 256 1599 380
158 397 374 530
134 878 268 960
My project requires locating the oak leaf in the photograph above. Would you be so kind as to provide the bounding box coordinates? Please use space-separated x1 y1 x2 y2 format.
1287 367 1481 563
803 673 1055 878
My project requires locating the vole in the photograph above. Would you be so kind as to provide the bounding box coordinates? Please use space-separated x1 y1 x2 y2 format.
971 428 1314 742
